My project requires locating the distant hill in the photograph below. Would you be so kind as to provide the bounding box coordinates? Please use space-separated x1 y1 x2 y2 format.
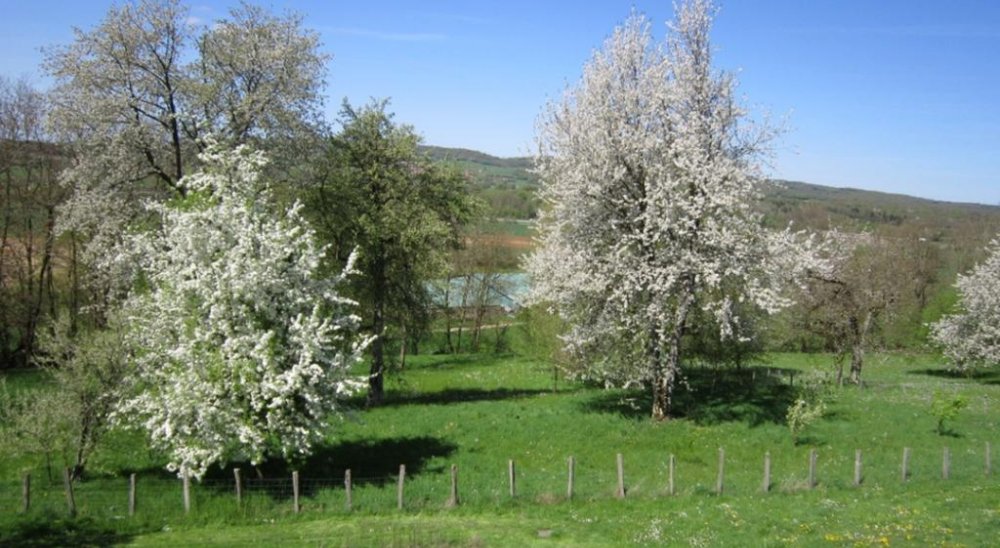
419 145 536 188
423 144 1000 244
762 179 1000 241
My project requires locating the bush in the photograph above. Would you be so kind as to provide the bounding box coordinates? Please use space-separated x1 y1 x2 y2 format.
786 369 833 444
930 391 967 435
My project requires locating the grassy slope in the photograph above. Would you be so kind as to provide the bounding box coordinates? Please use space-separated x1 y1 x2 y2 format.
3 347 996 546
419 145 537 189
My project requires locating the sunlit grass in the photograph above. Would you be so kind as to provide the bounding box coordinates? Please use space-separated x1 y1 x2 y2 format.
1 348 997 545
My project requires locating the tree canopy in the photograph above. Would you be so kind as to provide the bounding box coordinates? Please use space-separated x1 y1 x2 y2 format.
115 142 368 478
312 100 477 406
526 0 820 419
44 0 328 287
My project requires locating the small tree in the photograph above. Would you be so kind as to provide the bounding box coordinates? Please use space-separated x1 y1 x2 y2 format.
0 318 126 481
785 370 833 445
931 236 1000 372
801 233 914 385
930 391 967 435
115 142 368 479
0 380 75 482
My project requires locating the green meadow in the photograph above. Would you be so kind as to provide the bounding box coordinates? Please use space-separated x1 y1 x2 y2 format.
1 346 997 546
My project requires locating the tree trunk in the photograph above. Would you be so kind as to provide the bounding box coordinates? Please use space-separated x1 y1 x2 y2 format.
652 287 694 420
398 324 407 371
367 303 385 407
443 276 454 353
22 216 36 365
848 312 872 385
455 275 471 353
29 208 56 354
69 233 80 335
849 340 864 385
367 257 387 407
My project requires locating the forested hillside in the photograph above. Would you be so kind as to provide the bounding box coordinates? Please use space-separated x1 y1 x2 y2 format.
425 144 1000 235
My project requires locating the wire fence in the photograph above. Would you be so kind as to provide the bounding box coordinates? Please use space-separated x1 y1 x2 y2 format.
1 441 995 524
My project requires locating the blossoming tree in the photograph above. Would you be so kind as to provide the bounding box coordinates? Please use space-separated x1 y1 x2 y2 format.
44 0 328 301
527 0 819 419
931 236 1000 372
116 143 369 479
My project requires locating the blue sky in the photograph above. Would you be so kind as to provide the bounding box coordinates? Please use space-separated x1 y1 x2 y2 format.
1 1 998 204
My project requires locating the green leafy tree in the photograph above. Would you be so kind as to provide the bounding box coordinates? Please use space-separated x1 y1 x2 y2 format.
313 100 477 406
0 317 127 480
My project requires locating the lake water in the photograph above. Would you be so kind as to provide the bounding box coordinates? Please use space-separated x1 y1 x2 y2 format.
429 272 531 310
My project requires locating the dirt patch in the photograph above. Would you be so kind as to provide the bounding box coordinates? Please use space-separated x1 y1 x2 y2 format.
468 234 534 250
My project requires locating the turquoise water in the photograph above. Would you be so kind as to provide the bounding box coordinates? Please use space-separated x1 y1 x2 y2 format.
429 272 530 310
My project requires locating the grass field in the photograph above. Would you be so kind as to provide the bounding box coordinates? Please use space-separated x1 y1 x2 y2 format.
1 346 998 546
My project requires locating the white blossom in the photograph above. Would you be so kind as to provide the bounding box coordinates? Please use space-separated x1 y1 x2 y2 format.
114 141 369 479
931 236 1000 371
526 1 818 419
44 0 328 300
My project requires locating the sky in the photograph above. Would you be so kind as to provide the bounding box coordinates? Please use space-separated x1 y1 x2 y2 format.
1 0 998 205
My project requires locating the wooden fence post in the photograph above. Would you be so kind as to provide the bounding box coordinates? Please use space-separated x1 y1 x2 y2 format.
397 465 406 510
567 456 575 500
716 447 725 495
292 471 300 513
853 449 863 486
344 469 352 511
763 452 771 493
615 453 625 499
668 454 676 496
808 449 818 489
22 473 30 513
128 474 136 516
508 460 516 498
182 473 191 514
901 447 911 482
234 468 242 507
447 464 459 507
987 442 993 477
63 468 76 518
942 447 950 480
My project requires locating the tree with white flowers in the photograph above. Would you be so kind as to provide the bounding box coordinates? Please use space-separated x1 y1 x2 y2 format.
44 0 327 302
931 237 1000 372
527 0 822 420
115 142 369 479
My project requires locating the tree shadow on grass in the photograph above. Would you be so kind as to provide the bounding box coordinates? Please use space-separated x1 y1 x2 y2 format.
202 435 457 498
909 368 1000 385
581 366 797 426
403 354 489 371
0 514 131 547
381 387 550 407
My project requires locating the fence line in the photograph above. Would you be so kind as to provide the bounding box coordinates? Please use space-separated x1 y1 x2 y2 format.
4 442 995 520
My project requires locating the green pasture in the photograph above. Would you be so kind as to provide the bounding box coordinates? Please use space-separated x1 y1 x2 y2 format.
1 349 997 546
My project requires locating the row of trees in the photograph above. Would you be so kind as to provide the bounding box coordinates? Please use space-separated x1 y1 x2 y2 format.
0 77 69 370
